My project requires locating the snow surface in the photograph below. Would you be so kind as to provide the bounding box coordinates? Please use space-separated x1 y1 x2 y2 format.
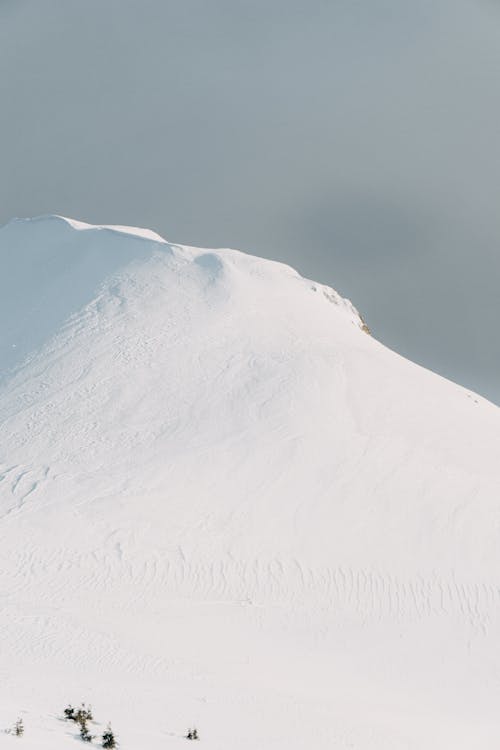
0 214 499 749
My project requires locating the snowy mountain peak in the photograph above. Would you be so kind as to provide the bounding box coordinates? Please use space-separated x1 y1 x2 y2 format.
1 215 500 749
0 214 367 384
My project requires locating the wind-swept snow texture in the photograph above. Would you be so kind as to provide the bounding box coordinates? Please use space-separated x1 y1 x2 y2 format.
0 215 499 749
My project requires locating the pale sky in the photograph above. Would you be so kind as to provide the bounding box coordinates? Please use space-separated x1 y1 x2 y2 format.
1 0 499 403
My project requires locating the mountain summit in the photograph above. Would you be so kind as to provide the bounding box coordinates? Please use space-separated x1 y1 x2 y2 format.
0 215 499 749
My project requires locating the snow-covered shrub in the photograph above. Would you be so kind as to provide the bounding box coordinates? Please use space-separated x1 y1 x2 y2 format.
102 724 116 748
64 705 76 721
80 723 93 743
75 704 93 726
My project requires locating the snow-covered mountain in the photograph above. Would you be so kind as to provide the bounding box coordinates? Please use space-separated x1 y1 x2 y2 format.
0 215 499 749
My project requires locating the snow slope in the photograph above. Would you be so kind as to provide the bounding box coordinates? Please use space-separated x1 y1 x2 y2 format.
0 214 499 749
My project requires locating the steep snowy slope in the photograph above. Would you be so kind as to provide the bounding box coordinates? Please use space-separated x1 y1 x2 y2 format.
0 215 499 749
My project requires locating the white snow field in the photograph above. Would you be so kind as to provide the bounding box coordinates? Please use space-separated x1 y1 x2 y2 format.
0 215 499 749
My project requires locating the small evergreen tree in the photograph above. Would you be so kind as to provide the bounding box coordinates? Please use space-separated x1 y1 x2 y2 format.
64 705 76 721
186 728 199 740
80 722 93 743
13 718 24 737
75 704 93 726
102 724 116 749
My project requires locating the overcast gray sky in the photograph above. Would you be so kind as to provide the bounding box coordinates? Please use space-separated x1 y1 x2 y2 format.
1 0 499 403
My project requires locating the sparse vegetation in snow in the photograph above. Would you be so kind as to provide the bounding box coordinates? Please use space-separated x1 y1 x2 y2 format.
75 704 93 726
102 724 116 748
80 722 93 743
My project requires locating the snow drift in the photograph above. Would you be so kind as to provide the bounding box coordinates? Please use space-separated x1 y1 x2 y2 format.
0 215 499 749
